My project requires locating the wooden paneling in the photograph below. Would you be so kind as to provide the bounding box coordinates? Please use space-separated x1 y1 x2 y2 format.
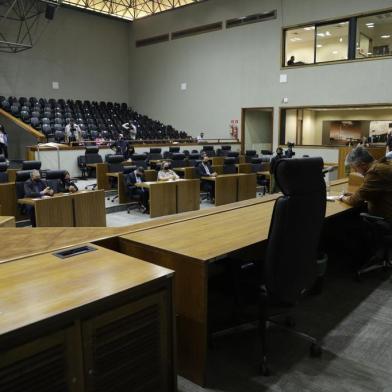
0 182 16 217
93 163 110 190
145 169 158 182
215 175 238 206
149 182 177 218
177 179 200 213
73 190 106 227
35 196 74 227
237 173 257 201
237 163 252 174
0 216 15 227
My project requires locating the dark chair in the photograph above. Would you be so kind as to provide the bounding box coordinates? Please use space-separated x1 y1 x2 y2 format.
261 150 273 155
46 170 67 192
357 213 392 279
171 153 186 168
251 158 270 195
0 154 5 162
202 145 215 157
245 150 258 163
187 153 200 167
169 147 180 153
131 154 148 169
0 162 9 183
218 145 232 156
257 158 326 374
223 157 237 174
15 171 34 215
22 160 41 170
227 151 239 163
54 130 65 143
148 148 162 161
84 146 103 189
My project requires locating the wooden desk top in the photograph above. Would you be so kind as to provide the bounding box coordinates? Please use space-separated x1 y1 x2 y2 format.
0 216 15 227
106 172 121 178
18 190 98 206
257 171 271 176
135 179 189 188
120 191 353 262
0 244 173 336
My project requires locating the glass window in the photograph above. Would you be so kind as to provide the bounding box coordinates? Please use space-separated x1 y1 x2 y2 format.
356 12 392 58
284 26 315 66
315 21 349 63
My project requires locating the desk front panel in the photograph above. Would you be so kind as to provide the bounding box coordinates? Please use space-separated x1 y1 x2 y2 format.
73 190 106 227
177 179 200 213
237 173 257 201
150 182 177 218
0 183 16 217
35 196 74 227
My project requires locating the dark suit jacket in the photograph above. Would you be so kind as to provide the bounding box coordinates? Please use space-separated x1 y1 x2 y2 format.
24 179 47 198
126 172 146 194
197 162 214 177
57 180 78 193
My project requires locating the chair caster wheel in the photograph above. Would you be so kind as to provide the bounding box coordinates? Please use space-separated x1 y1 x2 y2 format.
260 363 271 377
310 343 322 358
285 316 296 328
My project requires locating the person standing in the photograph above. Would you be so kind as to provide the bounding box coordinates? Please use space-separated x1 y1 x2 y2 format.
65 119 82 143
122 120 137 140
0 125 9 161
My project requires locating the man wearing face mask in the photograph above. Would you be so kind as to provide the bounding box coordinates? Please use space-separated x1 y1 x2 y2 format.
24 170 54 226
126 167 149 213
196 153 217 200
158 161 180 181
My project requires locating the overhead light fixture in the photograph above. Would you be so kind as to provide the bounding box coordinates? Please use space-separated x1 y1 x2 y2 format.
304 26 315 31
317 33 325 37
339 37 343 42
332 50 338 54
381 34 391 38
367 52 373 55
325 31 331 36
317 44 323 48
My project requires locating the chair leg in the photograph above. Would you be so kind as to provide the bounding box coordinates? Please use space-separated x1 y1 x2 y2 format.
259 290 270 376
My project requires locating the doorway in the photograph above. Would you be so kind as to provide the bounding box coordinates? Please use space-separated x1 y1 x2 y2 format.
241 108 273 154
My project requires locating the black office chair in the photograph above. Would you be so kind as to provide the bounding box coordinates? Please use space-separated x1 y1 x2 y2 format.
223 157 237 174
357 213 392 279
187 153 200 167
202 145 215 157
15 170 34 215
218 145 231 156
171 153 186 168
227 151 239 163
106 154 124 174
0 162 9 183
148 148 162 161
84 146 103 189
256 157 326 374
131 154 148 169
245 150 258 163
0 154 5 163
22 160 42 170
169 146 180 153
46 170 67 193
251 158 270 195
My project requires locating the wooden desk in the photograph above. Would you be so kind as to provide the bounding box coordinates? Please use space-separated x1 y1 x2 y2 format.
0 244 176 392
118 190 354 385
87 163 109 190
0 216 15 227
174 167 197 179
18 194 74 227
237 163 252 174
107 172 128 204
6 168 18 182
73 190 106 227
136 181 177 218
176 179 200 213
202 174 238 206
0 182 17 217
237 173 257 201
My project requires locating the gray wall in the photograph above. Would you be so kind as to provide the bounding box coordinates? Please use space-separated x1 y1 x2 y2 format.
0 6 130 102
128 0 392 147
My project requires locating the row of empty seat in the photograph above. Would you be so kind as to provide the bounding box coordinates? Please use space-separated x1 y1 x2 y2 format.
0 96 192 142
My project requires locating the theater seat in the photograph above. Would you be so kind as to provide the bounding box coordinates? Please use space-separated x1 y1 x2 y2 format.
22 160 42 170
0 162 9 183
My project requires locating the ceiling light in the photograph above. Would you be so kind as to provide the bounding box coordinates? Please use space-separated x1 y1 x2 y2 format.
317 44 323 48
325 31 331 36
317 33 325 37
381 34 391 38
367 25 375 28
332 50 338 54
304 26 315 30
367 52 373 55
339 37 343 42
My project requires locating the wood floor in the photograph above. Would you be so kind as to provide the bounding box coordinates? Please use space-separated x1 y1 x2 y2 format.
179 264 392 392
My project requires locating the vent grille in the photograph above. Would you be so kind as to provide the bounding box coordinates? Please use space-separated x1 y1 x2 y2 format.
0 344 68 392
172 22 222 39
88 305 162 392
226 10 277 29
136 34 170 48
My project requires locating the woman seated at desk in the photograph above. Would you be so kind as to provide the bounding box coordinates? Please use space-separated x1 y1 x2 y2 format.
158 162 179 181
58 171 78 193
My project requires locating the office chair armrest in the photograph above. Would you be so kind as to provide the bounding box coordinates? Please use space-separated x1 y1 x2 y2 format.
360 213 385 222
361 213 392 235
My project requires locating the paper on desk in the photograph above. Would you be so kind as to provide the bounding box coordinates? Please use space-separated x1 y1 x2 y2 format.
327 195 341 201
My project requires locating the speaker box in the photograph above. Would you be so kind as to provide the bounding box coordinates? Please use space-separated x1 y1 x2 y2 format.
45 4 56 20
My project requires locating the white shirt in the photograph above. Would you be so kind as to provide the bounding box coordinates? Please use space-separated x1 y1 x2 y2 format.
197 135 204 143
202 163 211 175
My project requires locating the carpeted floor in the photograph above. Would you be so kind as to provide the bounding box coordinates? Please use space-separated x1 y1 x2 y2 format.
179 264 392 392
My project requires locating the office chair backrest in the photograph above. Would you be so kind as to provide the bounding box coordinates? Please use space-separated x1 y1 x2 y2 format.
187 153 200 166
265 158 326 304
223 157 237 174
171 153 186 168
85 146 102 164
150 148 161 154
203 145 216 157
123 166 137 175
15 170 34 199
148 147 163 161
0 154 5 162
250 157 263 172
107 154 124 173
169 147 180 153
222 145 231 151
245 150 258 163
22 160 42 170
131 154 147 168
261 150 273 155
0 162 8 183
46 170 67 192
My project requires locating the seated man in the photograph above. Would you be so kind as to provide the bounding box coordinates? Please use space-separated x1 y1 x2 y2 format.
341 147 392 221
158 161 179 181
57 171 78 193
24 169 54 226
126 167 149 213
269 147 284 193
196 154 217 199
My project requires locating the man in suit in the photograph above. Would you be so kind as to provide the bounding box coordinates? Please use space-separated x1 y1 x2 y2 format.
196 154 217 200
24 170 54 226
126 167 149 213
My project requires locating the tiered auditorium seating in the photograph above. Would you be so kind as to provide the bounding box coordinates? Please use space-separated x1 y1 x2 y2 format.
0 96 192 142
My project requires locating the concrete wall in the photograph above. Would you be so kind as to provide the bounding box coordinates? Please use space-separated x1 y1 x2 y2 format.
128 0 392 147
0 6 130 103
